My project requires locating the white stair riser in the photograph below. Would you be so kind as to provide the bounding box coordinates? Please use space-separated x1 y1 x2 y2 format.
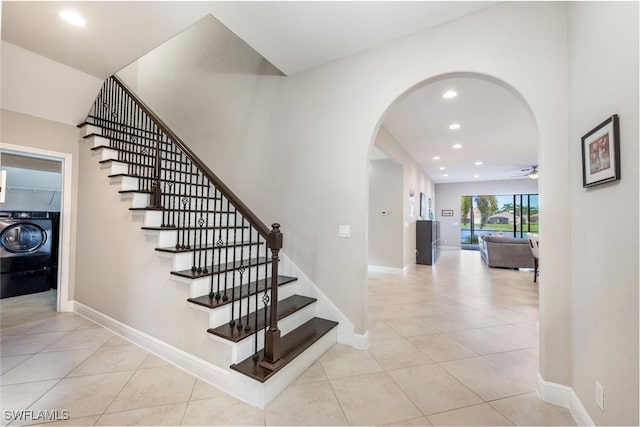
228 327 338 408
182 264 273 298
227 303 316 364
80 124 102 138
162 245 265 271
185 279 297 322
205 281 298 329
144 228 248 249
119 192 150 208
91 147 119 162
133 211 242 228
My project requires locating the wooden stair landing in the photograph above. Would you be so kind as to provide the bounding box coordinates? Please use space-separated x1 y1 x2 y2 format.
231 317 338 382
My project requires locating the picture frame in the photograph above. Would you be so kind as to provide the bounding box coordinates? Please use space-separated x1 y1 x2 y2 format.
420 192 426 218
442 209 454 217
582 115 620 187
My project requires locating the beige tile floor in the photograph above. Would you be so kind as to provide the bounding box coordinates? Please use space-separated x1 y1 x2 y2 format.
1 249 577 426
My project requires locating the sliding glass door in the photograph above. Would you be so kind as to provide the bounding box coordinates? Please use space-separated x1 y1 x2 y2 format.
460 193 539 249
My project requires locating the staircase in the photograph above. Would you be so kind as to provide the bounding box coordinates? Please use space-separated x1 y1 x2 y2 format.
79 76 338 405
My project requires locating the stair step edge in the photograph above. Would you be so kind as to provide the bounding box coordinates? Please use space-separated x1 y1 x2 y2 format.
230 317 339 383
187 275 298 309
207 294 317 343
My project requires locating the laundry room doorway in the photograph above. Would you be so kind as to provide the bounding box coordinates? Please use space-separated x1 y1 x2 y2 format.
0 144 73 313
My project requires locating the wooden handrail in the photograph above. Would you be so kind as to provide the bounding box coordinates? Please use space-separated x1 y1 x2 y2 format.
111 75 271 239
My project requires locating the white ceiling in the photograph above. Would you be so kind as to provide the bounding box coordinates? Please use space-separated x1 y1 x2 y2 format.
1 1 498 78
382 76 538 184
2 1 534 183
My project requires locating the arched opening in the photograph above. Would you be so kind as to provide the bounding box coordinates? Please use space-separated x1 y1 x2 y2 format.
364 72 543 406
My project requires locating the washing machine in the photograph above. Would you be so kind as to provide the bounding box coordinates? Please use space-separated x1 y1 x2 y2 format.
0 211 54 298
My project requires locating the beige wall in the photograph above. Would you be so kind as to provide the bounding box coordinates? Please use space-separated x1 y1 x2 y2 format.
374 126 436 269
368 158 403 269
568 2 639 425
114 3 571 342
0 108 80 304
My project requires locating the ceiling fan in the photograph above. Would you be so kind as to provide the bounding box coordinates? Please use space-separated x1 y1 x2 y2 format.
513 166 539 179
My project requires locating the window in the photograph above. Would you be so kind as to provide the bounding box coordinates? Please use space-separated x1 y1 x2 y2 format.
460 194 539 249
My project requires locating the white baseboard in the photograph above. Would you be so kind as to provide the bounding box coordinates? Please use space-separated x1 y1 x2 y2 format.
367 265 404 274
367 264 414 275
72 301 249 404
537 373 594 426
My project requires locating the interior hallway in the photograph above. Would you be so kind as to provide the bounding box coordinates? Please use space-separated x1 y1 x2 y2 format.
0 249 575 426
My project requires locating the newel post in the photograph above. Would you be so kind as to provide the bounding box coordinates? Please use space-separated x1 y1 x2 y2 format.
149 129 163 209
260 223 284 370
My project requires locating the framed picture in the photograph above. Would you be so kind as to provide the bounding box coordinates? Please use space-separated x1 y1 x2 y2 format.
582 115 620 187
442 209 454 217
420 192 426 217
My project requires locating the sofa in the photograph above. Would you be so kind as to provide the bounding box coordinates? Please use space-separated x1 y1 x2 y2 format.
479 234 535 269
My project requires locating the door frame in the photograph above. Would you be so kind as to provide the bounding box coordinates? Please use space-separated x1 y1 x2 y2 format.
0 142 73 312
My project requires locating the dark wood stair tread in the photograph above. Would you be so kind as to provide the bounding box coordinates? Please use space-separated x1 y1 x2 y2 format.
188 275 297 309
172 257 272 279
156 241 263 253
208 295 316 342
230 318 338 382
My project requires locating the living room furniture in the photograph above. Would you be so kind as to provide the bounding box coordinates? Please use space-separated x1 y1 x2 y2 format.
527 233 539 282
479 234 535 269
416 220 440 265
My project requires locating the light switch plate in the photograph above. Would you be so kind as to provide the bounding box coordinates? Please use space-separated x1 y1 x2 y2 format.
338 225 350 238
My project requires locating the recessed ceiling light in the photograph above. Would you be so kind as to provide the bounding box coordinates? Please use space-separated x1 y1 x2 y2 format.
473 175 480 178
442 90 458 99
433 156 440 160
452 144 462 149
449 123 461 130
439 167 446 170
60 10 86 27
475 161 483 166
443 174 449 177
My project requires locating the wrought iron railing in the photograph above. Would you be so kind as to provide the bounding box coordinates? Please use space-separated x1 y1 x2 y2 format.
86 75 283 368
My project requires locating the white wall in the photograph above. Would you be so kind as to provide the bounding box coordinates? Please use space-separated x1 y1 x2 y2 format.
0 109 80 302
568 2 639 425
374 126 435 269
0 166 62 212
0 42 103 126
435 179 539 247
368 158 403 269
114 3 571 344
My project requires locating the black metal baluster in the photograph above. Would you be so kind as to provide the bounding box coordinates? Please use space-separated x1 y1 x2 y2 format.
236 217 246 330
222 200 230 302
185 161 194 250
193 172 204 273
254 237 260 358
245 227 253 331
229 210 237 327
210 187 221 299
178 153 188 249
202 181 210 274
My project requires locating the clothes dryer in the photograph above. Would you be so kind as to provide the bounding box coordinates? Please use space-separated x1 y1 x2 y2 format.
0 211 53 298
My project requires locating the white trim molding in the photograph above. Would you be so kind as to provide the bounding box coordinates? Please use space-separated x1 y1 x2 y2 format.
367 264 414 275
537 373 595 426
0 142 74 312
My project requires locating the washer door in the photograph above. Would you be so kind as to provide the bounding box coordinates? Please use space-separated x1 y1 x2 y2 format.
0 223 48 253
